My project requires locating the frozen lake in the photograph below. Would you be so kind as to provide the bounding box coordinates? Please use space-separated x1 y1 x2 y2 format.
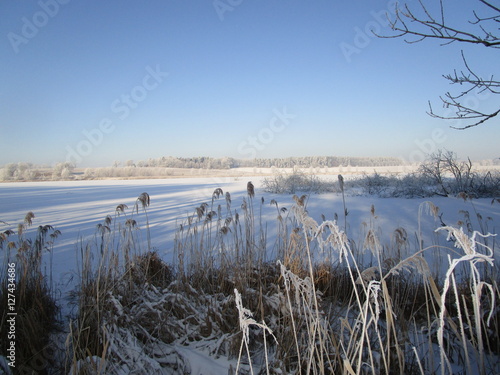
1 177 499 298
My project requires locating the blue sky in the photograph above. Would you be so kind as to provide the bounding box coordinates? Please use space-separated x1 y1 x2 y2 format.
1 0 498 167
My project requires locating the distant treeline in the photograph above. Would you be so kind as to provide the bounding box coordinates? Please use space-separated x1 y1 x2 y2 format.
128 155 407 169
2 156 499 181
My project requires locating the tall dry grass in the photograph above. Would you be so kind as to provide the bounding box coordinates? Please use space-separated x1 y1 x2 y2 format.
0 212 62 374
8 185 496 374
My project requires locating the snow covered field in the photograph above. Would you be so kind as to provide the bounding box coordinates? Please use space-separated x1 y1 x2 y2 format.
1 176 499 374
1 176 498 297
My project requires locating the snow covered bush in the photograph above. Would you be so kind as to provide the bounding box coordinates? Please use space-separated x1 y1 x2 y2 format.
262 169 336 194
419 150 500 198
52 162 75 180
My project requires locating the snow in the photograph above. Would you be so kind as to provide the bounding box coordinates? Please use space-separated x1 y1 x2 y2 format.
1 176 498 295
1 176 499 373
174 344 239 375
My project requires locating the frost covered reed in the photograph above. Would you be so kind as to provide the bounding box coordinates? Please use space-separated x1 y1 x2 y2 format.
0 212 62 373
7 185 497 374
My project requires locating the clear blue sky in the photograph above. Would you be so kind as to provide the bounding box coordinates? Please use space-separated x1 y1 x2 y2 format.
1 0 498 167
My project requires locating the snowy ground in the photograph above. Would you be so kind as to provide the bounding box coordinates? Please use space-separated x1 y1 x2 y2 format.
1 176 499 293
1 176 499 373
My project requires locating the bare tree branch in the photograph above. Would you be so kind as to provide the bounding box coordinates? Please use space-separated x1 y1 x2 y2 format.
380 2 500 47
428 100 500 129
377 0 499 128
479 0 500 14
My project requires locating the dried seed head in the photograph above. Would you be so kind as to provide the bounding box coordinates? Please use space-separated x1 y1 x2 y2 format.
293 194 307 207
420 201 439 219
24 211 35 226
97 223 110 234
393 227 408 247
212 188 223 200
205 210 216 222
247 181 255 198
3 229 14 237
363 229 381 255
137 192 150 208
116 204 128 214
389 255 431 278
125 219 137 228
196 207 204 220
104 215 112 226
50 228 61 240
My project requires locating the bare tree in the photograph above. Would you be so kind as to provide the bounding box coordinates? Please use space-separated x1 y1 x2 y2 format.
378 0 499 129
